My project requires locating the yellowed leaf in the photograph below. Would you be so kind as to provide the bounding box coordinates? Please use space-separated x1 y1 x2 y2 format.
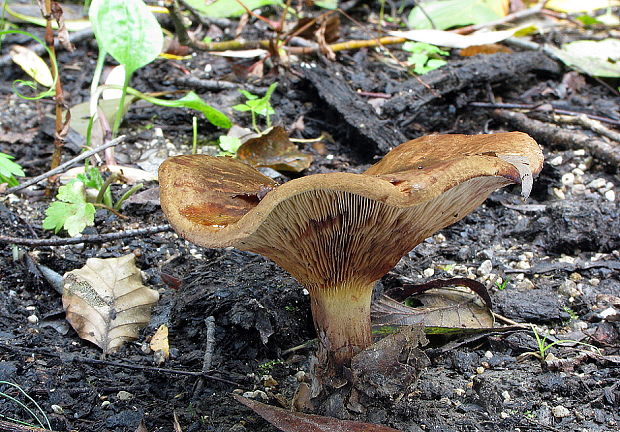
9 45 54 87
149 324 170 360
63 254 159 354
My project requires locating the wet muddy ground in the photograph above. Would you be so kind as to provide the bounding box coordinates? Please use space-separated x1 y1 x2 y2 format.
1 2 619 431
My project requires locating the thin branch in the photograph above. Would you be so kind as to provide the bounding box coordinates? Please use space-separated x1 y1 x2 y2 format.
5 136 126 195
0 343 241 386
0 224 171 246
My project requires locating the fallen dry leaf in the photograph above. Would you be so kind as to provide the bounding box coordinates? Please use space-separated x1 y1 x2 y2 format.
9 44 54 87
234 394 403 432
149 324 170 360
63 254 159 354
237 126 313 172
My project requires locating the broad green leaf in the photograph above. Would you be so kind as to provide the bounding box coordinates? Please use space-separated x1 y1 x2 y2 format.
137 91 232 129
408 0 508 30
184 0 283 18
89 0 163 74
43 181 96 236
218 136 242 153
552 38 620 78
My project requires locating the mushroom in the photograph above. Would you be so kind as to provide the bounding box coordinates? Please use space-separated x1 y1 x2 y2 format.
158 132 543 384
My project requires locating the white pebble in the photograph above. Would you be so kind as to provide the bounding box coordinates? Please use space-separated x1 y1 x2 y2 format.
423 268 435 278
561 173 575 186
587 178 606 190
548 156 563 166
484 351 493 359
476 366 485 374
477 260 493 276
573 149 586 156
553 188 566 200
51 405 64 414
552 405 571 418
572 168 585 176
604 190 615 202
501 390 511 402
117 391 133 401
27 314 39 324
101 400 111 409
573 184 586 194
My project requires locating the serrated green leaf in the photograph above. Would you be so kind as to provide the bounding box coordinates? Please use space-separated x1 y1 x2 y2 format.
43 182 96 236
89 0 163 75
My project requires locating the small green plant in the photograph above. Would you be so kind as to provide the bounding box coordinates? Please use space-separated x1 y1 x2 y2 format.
233 83 278 133
43 166 143 237
0 381 51 430
0 152 24 187
530 324 599 364
403 41 448 74
562 306 579 321
258 359 284 374
495 276 510 291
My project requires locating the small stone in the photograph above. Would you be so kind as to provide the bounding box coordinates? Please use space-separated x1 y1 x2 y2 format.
25 305 36 311
501 390 511 402
515 260 530 270
552 405 570 418
294 371 306 382
604 190 615 202
101 400 111 409
434 233 446 243
516 279 535 290
51 404 64 414
484 351 493 359
548 156 563 166
573 149 586 156
573 184 586 194
476 366 485 374
553 188 566 200
453 388 466 396
569 272 582 281
561 173 575 186
587 178 606 190
589 278 600 286
572 168 585 176
477 260 493 276
27 314 39 324
423 268 435 278
242 391 254 398
559 280 581 297
253 390 269 401
262 375 278 387
117 391 133 401
500 411 510 419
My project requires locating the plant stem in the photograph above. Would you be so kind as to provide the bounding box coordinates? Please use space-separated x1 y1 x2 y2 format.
112 70 132 138
113 183 143 211
90 47 106 99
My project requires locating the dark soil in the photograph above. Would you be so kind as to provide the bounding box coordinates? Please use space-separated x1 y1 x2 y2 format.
1 2 619 432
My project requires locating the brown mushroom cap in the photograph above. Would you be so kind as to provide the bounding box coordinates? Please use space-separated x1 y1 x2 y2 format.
159 132 543 291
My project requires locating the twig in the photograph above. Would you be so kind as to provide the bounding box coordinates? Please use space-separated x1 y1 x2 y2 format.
173 76 266 95
0 224 171 246
492 109 620 169
5 136 125 195
556 114 620 143
470 102 620 126
202 316 216 374
0 343 241 386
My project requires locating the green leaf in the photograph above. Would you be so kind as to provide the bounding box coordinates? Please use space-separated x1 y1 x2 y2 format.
0 153 25 186
239 90 259 100
233 104 252 112
183 0 283 19
552 38 620 78
218 136 242 153
314 0 338 9
408 0 506 30
136 91 232 129
89 0 163 75
43 182 96 236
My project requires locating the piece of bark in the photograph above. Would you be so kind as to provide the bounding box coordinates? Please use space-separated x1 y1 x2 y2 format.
383 52 561 120
302 62 407 154
493 109 620 170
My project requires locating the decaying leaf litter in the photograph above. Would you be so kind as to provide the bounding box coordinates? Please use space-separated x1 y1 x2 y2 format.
1 0 619 431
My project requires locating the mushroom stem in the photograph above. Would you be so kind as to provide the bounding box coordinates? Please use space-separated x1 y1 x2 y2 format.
309 282 374 373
